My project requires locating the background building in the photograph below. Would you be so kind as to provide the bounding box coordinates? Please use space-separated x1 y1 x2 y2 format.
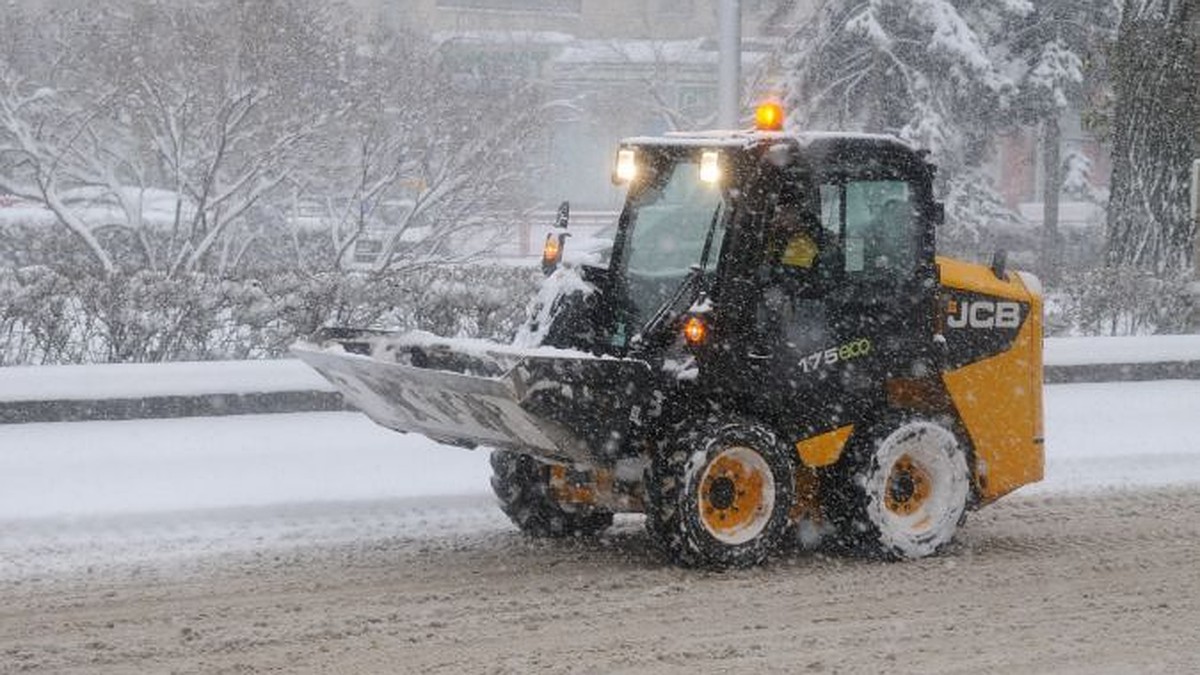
349 0 802 211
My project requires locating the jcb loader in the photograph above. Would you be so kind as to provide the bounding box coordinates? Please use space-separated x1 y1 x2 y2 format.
294 103 1043 568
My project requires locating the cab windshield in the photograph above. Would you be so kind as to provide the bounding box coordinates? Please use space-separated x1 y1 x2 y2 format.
617 158 727 328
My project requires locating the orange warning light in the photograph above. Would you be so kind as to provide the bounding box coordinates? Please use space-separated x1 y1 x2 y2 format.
542 234 561 269
755 102 784 131
683 316 708 346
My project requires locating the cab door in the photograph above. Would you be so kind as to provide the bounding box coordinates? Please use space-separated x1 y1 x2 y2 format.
816 171 939 388
715 151 938 434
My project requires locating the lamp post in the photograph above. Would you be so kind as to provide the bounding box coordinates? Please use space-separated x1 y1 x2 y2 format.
718 0 741 129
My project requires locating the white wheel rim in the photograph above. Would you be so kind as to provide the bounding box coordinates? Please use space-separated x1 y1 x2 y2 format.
695 446 777 545
865 421 969 558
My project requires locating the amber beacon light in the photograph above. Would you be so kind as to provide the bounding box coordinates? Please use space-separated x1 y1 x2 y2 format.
755 102 784 131
682 315 708 346
542 233 562 270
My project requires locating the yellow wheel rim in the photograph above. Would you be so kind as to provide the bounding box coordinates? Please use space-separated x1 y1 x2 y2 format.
697 446 775 545
865 421 971 559
884 454 933 517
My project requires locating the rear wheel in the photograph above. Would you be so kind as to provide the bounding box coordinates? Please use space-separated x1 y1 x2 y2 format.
490 450 613 538
645 421 795 568
828 417 970 559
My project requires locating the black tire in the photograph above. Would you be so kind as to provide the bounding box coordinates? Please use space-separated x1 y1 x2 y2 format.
825 416 970 560
489 450 613 538
645 420 795 568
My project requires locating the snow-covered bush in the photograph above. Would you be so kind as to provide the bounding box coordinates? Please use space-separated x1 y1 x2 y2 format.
0 265 539 365
378 266 541 342
0 266 83 365
1046 266 1193 336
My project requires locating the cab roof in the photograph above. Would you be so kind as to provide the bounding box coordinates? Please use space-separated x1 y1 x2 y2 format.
620 129 916 155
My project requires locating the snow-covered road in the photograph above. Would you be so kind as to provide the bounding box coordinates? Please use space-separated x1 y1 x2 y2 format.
5 490 1200 674
2 380 1200 673
1 379 1198 580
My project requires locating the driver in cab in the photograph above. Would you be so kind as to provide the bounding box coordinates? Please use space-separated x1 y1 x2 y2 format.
770 203 820 271
756 200 828 354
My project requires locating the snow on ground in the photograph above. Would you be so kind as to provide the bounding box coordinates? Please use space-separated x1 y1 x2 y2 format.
1 381 1197 521
0 412 489 519
0 413 498 578
1 380 1199 578
1033 380 1200 493
0 495 510 580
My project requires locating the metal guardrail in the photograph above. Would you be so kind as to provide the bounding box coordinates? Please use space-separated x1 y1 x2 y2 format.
0 360 1196 425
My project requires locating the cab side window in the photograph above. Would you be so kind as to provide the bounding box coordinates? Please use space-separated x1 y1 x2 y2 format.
820 180 918 277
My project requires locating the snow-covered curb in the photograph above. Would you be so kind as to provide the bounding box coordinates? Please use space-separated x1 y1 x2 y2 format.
1044 335 1200 366
1043 335 1200 383
0 359 345 423
0 359 334 403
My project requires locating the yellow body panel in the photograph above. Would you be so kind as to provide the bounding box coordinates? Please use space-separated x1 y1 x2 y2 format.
937 256 1030 299
794 424 854 468
937 257 1044 502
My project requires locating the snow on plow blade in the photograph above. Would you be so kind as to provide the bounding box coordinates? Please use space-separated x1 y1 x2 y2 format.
291 329 651 463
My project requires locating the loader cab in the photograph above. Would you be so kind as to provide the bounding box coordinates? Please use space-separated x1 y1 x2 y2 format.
608 130 943 434
742 135 943 432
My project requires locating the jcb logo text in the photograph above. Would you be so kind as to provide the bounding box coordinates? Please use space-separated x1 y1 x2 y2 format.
946 300 1021 329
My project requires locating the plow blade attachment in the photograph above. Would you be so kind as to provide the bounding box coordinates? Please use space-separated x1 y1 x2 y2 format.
292 333 651 463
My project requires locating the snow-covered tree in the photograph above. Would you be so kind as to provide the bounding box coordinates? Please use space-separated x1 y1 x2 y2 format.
0 74 120 275
0 2 549 279
774 0 1125 267
1105 0 1199 277
0 3 341 277
1005 0 1120 281
779 0 1034 251
784 1 1036 157
366 41 549 274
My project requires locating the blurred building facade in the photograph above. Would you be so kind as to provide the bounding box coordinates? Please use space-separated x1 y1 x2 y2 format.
348 0 808 211
349 0 797 40
351 1 1116 249
8 0 1126 259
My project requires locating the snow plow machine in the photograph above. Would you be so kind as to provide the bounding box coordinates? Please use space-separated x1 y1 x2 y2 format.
294 103 1044 568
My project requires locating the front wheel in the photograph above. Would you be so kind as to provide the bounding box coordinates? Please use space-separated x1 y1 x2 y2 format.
828 417 971 560
645 421 795 568
490 450 613 538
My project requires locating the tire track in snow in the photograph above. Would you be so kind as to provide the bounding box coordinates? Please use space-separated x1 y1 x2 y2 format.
2 488 1199 674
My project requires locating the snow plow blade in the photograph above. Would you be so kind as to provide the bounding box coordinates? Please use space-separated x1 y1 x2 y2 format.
291 328 652 463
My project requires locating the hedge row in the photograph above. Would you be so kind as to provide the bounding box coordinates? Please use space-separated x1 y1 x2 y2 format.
0 265 540 365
